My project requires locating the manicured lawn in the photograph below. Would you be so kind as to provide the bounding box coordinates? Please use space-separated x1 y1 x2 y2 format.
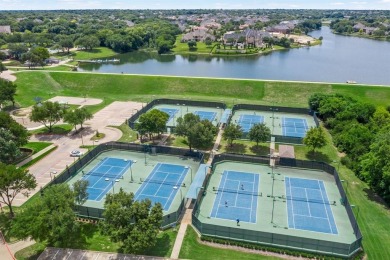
72 47 118 60
22 142 53 155
112 123 138 143
219 139 269 156
28 124 73 135
172 35 216 54
19 146 57 170
13 224 177 259
14 72 390 111
179 226 281 260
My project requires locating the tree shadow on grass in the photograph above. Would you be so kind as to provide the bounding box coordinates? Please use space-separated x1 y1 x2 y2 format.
363 188 390 209
305 151 331 163
143 233 172 257
225 143 246 154
249 144 269 156
67 223 97 250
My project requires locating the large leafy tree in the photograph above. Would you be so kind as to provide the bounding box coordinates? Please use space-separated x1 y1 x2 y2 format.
63 107 93 131
0 79 17 107
135 109 169 141
222 124 243 146
248 123 271 146
100 189 163 254
0 163 37 218
75 35 100 50
30 101 64 133
0 62 6 73
0 129 21 163
303 127 327 153
0 112 29 147
73 180 89 206
12 184 79 246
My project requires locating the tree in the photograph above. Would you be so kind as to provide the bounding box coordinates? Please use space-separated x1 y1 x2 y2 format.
100 189 163 254
8 43 28 60
223 124 243 146
0 129 21 163
176 113 201 150
135 109 169 141
75 35 100 50
30 101 64 133
0 163 37 217
248 123 271 146
204 37 212 46
22 46 50 68
73 180 89 205
0 79 17 107
64 107 93 131
59 36 74 54
303 127 327 153
188 40 197 50
12 184 79 247
186 121 217 150
0 62 6 73
0 112 29 147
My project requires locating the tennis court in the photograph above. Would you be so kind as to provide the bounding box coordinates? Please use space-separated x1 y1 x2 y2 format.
82 157 132 201
282 117 309 138
237 114 264 132
134 163 189 211
194 111 217 122
210 170 260 223
158 108 179 122
285 177 338 234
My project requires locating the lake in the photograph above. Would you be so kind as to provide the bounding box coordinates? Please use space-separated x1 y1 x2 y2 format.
78 27 390 85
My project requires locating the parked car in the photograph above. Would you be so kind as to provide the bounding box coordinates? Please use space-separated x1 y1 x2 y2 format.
70 150 83 157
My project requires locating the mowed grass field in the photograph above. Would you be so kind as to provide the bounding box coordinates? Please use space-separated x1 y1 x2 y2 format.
12 71 390 259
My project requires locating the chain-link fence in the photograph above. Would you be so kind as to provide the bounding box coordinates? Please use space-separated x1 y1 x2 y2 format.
192 154 362 258
48 142 203 229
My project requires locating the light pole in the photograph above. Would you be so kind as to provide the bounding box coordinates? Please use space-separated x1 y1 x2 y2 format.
173 186 183 201
130 160 136 182
112 180 115 194
185 166 193 182
333 160 341 172
341 179 349 197
351 205 360 234
49 171 57 181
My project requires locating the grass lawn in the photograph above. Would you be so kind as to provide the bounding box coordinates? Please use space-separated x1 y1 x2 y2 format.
111 123 138 143
72 47 118 60
22 142 53 155
14 224 177 259
172 35 216 54
219 139 269 156
13 72 390 111
179 226 282 260
165 135 189 148
19 146 57 170
28 124 73 135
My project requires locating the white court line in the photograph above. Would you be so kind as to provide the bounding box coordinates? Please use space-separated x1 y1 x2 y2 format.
64 250 73 260
249 174 255 223
304 188 312 217
293 213 329 220
51 249 60 260
134 163 163 200
288 178 296 229
215 170 230 217
318 180 338 234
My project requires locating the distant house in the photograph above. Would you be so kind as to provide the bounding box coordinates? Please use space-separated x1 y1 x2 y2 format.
45 58 60 64
0 25 11 34
125 20 135 27
181 27 215 42
353 22 378 35
223 29 270 47
267 24 291 34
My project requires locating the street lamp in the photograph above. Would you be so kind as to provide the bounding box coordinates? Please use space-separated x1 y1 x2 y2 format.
49 170 57 181
185 166 192 182
173 186 183 201
333 160 341 172
350 205 360 234
130 160 136 182
341 179 349 195
112 180 115 194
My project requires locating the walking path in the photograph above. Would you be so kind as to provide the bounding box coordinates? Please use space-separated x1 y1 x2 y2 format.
170 125 224 259
16 144 57 168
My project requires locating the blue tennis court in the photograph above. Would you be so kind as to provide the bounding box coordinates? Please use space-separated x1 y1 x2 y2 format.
285 177 338 234
210 171 260 223
237 114 264 132
158 108 179 122
134 163 189 211
282 117 309 138
194 111 217 122
82 157 132 201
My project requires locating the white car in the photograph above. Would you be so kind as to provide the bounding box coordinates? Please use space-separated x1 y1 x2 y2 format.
70 150 83 157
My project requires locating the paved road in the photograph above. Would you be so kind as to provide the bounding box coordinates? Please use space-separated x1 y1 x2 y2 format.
13 101 144 206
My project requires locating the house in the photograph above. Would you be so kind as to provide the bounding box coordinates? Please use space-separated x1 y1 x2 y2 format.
181 28 215 42
0 26 11 34
267 24 291 34
353 22 378 35
124 20 135 27
223 29 270 47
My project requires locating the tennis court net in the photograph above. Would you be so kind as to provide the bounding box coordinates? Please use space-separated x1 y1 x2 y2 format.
83 171 124 179
283 195 336 205
212 187 262 196
140 178 186 187
280 123 308 129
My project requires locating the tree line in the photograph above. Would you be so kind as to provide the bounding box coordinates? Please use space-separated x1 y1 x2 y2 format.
309 93 390 203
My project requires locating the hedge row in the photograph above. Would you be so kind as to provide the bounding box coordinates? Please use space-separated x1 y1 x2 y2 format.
200 235 364 260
